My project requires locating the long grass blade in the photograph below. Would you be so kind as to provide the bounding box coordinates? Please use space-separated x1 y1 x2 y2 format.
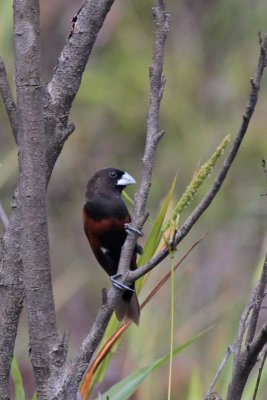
98 327 212 400
167 253 175 400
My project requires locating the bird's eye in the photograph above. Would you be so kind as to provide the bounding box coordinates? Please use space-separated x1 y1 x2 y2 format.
110 171 117 178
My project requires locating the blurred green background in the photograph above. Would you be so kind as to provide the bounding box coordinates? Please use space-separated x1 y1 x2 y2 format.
1 0 267 398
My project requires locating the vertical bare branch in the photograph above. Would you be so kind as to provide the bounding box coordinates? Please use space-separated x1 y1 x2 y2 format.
233 285 258 367
118 0 169 280
45 0 115 181
55 2 170 398
47 0 114 114
246 253 267 344
205 250 267 400
0 1 118 396
252 344 267 400
226 252 267 400
204 346 233 400
14 0 62 396
0 194 24 400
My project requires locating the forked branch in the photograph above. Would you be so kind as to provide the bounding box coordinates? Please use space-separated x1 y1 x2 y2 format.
205 250 267 399
226 252 267 400
129 32 267 283
58 2 170 398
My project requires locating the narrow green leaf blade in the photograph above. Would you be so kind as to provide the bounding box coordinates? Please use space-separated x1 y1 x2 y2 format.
138 176 176 267
99 327 211 400
11 357 25 400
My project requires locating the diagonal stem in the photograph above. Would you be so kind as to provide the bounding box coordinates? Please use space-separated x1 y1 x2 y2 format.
129 32 267 283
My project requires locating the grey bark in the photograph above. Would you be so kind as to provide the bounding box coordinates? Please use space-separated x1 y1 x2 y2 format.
14 0 63 396
0 0 115 398
0 200 24 400
226 252 267 400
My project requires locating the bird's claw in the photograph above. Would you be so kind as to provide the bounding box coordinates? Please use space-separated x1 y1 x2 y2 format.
110 273 135 292
135 243 143 255
124 223 144 237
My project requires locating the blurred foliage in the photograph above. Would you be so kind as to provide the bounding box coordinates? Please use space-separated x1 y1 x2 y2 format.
1 0 267 398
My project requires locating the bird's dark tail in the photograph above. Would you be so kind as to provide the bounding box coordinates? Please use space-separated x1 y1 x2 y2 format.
115 289 140 325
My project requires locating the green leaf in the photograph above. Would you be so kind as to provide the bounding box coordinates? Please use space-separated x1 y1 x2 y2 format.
99 327 211 400
11 357 25 400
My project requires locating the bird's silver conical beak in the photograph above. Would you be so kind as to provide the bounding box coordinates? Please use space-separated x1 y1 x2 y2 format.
117 171 136 186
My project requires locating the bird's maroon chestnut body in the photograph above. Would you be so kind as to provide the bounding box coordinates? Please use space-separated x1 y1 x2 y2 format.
83 167 140 325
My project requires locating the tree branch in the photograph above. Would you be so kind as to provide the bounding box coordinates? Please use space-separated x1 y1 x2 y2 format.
226 251 267 400
14 0 63 397
58 23 267 400
204 345 233 399
233 285 258 367
0 193 24 400
55 2 170 398
128 31 267 283
0 57 17 141
118 0 169 281
44 0 115 181
0 1 117 396
205 250 267 400
252 344 267 400
246 252 267 344
226 323 267 400
46 0 114 114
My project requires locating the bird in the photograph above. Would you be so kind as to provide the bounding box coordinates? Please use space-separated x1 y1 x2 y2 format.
83 167 141 325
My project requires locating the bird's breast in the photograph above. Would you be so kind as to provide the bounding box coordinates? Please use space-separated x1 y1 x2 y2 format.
83 214 129 236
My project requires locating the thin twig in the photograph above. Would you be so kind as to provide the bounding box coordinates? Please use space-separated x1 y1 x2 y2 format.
0 57 17 141
231 249 267 370
226 259 267 400
252 344 267 400
246 252 267 344
233 285 258 367
210 248 267 400
117 0 170 282
0 203 9 230
260 158 267 196
204 346 233 400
